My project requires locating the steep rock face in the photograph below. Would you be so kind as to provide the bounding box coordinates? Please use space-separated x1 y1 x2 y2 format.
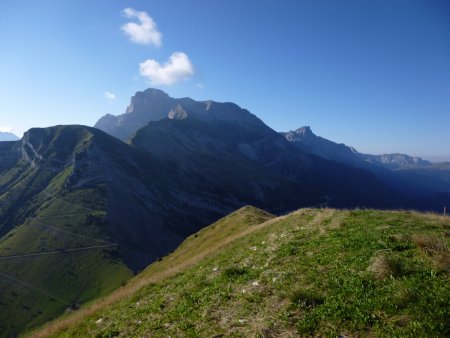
94 88 264 141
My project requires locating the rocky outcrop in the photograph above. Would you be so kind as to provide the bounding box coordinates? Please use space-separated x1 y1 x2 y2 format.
94 88 262 141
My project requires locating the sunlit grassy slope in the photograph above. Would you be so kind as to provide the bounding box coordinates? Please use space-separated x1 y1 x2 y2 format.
33 207 449 337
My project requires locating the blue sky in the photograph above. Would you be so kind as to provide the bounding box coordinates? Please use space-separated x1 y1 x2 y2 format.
0 0 449 161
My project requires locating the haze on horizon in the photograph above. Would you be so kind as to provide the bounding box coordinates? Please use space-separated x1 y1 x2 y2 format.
0 0 449 161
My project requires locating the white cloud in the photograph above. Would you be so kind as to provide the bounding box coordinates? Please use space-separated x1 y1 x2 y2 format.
104 91 116 101
0 125 13 133
139 52 194 86
121 8 162 46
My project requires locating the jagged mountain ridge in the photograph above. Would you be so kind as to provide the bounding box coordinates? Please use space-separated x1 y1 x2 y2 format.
95 88 404 209
95 88 254 141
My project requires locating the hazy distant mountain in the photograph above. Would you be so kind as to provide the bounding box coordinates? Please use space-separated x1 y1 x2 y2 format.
283 126 450 204
282 126 366 168
360 153 431 169
0 131 19 141
282 126 431 170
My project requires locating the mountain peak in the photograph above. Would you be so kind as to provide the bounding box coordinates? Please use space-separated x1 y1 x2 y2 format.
95 88 264 141
295 126 314 136
125 88 171 114
283 126 316 142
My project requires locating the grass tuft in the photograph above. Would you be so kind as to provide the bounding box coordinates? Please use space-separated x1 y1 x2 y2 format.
222 266 249 280
412 234 450 272
412 234 448 255
290 289 324 309
367 254 398 280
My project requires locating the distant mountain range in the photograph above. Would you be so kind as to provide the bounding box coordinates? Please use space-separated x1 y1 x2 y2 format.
282 126 450 203
0 88 448 335
0 131 19 141
282 126 431 169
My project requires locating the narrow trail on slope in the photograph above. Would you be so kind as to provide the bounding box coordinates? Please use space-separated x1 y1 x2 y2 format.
54 198 103 213
30 223 113 245
0 272 70 306
0 244 118 261
30 213 102 219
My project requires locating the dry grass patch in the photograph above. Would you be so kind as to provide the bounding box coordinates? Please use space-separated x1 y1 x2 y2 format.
411 234 448 254
411 234 450 272
367 254 397 280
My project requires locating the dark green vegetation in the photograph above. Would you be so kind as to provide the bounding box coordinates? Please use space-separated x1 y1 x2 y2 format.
34 207 449 337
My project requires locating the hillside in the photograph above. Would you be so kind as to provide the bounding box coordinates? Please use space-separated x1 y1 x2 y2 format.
0 118 403 335
33 207 449 337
